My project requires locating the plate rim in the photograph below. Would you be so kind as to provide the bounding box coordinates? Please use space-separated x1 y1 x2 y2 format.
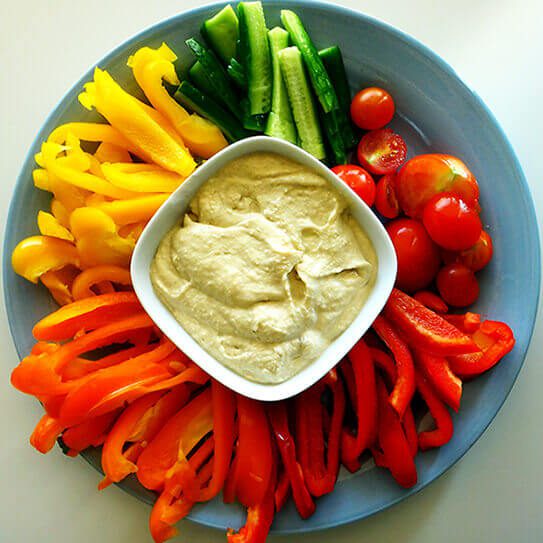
3 0 541 535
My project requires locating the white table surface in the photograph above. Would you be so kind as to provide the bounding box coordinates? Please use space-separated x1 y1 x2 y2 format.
1 1 542 541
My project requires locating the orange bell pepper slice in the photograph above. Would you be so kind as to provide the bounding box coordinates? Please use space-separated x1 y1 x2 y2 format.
30 414 64 454
137 388 213 491
71 265 132 300
33 291 141 340
101 391 165 483
61 410 121 455
12 235 80 284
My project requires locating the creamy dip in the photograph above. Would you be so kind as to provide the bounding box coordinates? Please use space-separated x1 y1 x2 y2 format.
151 152 377 384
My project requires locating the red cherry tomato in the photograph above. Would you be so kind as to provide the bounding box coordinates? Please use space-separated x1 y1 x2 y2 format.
375 173 400 219
396 154 480 218
441 230 494 272
350 87 395 130
422 193 482 251
331 164 376 206
386 218 441 292
436 263 479 307
357 128 407 176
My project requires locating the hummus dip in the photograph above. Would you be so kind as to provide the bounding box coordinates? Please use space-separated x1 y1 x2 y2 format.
151 152 377 384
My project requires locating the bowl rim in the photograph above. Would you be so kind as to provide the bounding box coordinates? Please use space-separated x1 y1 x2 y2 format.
130 135 397 402
3 0 541 535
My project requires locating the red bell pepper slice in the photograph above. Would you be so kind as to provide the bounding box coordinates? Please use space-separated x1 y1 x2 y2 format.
448 320 515 378
61 409 120 455
268 402 315 519
375 375 418 488
274 470 290 512
413 348 462 412
372 315 415 419
371 348 418 458
296 370 345 496
416 371 454 450
32 292 142 341
232 395 273 508
413 290 448 313
198 380 236 501
341 339 377 470
30 413 64 454
227 491 275 543
443 312 481 334
384 288 479 355
137 388 213 490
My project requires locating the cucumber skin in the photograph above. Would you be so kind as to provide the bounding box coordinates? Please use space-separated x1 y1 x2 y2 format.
227 58 247 89
278 46 325 160
265 27 297 144
238 2 272 115
318 46 358 149
188 61 223 104
280 10 339 114
174 81 250 142
185 38 242 121
201 5 239 64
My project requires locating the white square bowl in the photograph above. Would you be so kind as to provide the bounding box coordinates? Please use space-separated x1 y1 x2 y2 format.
131 136 397 401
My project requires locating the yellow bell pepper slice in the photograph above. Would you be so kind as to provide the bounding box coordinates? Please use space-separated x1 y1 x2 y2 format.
95 142 132 163
128 44 228 158
90 194 169 225
33 169 51 192
37 211 75 241
101 162 184 193
40 266 79 306
78 68 196 177
12 236 80 283
42 142 139 200
50 199 71 228
48 122 135 151
118 222 146 242
70 207 134 268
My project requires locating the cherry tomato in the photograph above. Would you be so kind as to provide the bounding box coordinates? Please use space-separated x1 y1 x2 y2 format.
331 164 376 206
441 230 493 272
357 128 407 176
350 87 395 130
422 193 482 251
374 173 400 218
396 154 479 218
386 218 441 292
436 263 479 307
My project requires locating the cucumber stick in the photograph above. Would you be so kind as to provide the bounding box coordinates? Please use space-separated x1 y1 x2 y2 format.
278 47 325 160
185 38 241 120
188 61 222 103
238 2 272 115
174 81 250 142
227 58 247 89
265 27 297 144
319 46 357 149
280 10 339 114
201 5 239 64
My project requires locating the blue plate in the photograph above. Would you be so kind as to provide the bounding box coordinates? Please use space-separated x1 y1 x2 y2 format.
3 0 540 534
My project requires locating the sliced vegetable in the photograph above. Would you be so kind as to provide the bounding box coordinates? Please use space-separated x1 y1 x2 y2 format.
384 288 480 355
264 26 297 143
318 46 357 148
227 58 247 89
278 46 325 159
238 1 272 115
174 81 250 142
280 10 339 113
357 128 407 175
201 5 239 64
